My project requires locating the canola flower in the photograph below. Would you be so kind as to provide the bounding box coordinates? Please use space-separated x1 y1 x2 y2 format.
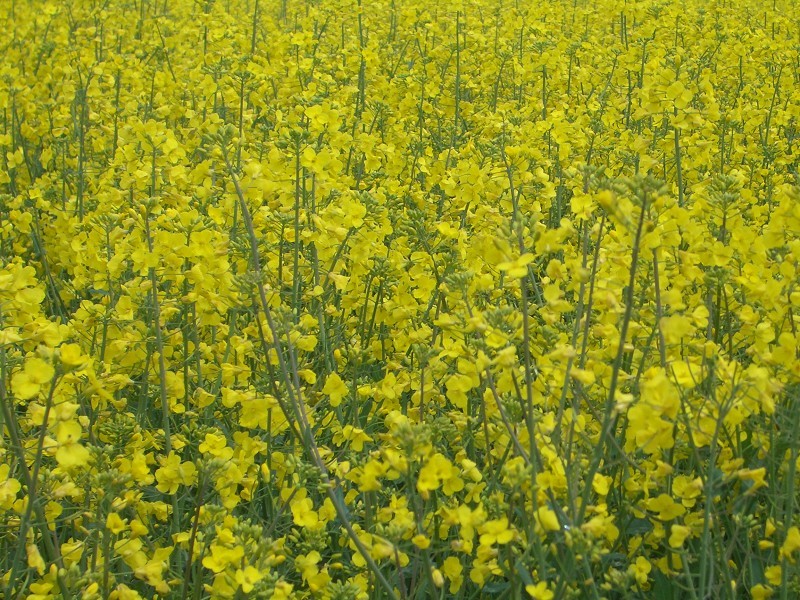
1 0 799 598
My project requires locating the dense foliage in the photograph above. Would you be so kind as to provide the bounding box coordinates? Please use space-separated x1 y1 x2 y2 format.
1 0 800 598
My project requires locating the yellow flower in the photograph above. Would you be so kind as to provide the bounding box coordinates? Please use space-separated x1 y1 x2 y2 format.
129 520 149 538
198 432 231 457
668 524 691 549
134 549 172 592
478 517 514 546
61 539 85 568
155 452 197 494
629 556 652 586
322 372 348 407
235 565 263 593
750 584 774 600
737 467 768 494
592 474 611 496
291 497 322 530
780 527 800 563
333 425 373 452
295 550 321 582
0 464 21 509
498 253 534 279
26 543 46 575
570 193 597 221
202 543 244 573
111 584 143 600
58 343 87 367
349 458 387 492
442 556 463 594
12 357 55 400
106 513 128 535
534 506 561 533
526 581 554 600
271 581 294 599
646 494 686 521
765 565 782 586
412 534 431 549
55 420 91 468
417 453 464 499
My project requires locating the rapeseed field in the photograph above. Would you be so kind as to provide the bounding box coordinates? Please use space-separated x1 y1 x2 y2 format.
1 0 799 598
